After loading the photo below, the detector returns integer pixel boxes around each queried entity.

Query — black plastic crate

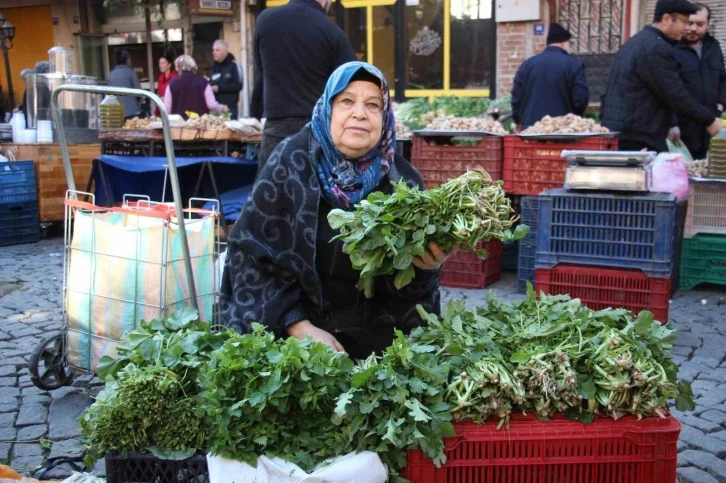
[0,200,40,247]
[105,452,209,483]
[502,240,519,271]
[0,160,37,204]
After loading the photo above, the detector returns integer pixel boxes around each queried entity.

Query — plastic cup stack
[37,120,53,143]
[11,112,25,143]
[22,129,37,144]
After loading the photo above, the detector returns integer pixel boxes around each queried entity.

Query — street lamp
[0,13,16,110]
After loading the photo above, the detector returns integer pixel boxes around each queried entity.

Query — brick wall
[496,21,548,98]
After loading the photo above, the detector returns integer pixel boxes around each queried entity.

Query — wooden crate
[2,143,99,222]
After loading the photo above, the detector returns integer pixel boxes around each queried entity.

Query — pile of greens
[81,292,693,482]
[412,285,694,428]
[79,308,228,467]
[328,170,528,297]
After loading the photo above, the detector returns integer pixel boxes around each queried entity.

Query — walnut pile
[422,110,507,134]
[185,114,229,130]
[123,116,160,129]
[521,114,609,134]
[687,159,709,177]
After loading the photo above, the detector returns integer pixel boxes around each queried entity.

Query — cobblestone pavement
[0,237,724,480]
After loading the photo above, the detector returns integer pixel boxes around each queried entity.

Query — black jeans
[618,139,659,152]
[257,117,310,178]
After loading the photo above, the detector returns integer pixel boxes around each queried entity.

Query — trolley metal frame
[29,87,205,390]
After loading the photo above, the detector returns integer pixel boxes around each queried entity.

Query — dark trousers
[256,117,310,178]
[618,139,659,152]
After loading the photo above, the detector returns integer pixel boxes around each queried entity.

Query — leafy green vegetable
[79,310,228,468]
[328,170,527,297]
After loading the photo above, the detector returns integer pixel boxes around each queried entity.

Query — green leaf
[512,224,530,240]
[335,391,354,416]
[96,356,122,381]
[404,399,432,422]
[394,265,416,290]
[675,394,696,412]
[393,253,414,271]
[578,411,596,424]
[510,351,531,364]
[328,209,355,230]
[577,376,596,400]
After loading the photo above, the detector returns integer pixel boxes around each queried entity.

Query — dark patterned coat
[220,126,441,358]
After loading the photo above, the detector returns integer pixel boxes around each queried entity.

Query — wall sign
[189,0,234,15]
[52,17,59,26]
[534,24,545,35]
[495,0,541,23]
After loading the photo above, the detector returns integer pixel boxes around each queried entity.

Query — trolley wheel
[39,222,54,239]
[29,332,73,391]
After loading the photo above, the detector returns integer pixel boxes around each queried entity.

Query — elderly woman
[164,55,226,119]
[220,62,451,358]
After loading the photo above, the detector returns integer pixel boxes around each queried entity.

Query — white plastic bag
[207,451,388,483]
[651,153,690,201]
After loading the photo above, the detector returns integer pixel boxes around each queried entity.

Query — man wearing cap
[601,0,722,152]
[511,23,589,131]
[670,3,726,159]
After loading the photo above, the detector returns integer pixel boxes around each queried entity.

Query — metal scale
[562,150,657,192]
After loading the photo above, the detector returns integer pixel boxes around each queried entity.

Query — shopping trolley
[29,86,223,390]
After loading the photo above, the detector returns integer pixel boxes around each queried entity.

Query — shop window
[342,7,369,61]
[559,0,624,54]
[406,0,445,91]
[449,0,495,90]
[372,6,396,84]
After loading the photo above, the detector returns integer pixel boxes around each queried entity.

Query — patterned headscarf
[311,62,396,210]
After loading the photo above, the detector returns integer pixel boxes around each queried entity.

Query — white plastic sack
[652,152,690,201]
[207,451,388,483]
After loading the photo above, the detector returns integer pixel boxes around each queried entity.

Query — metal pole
[146,6,154,107]
[51,85,199,311]
[2,38,14,110]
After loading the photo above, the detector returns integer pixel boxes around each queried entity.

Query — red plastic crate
[441,239,502,289]
[401,414,680,483]
[411,136,503,189]
[503,136,618,195]
[535,265,670,324]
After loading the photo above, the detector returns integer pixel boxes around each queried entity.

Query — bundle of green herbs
[328,169,527,297]
[411,285,694,428]
[79,308,228,467]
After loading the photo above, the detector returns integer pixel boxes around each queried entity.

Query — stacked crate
[0,161,40,247]
[503,136,617,195]
[411,134,505,288]
[532,189,678,324]
[679,179,726,290]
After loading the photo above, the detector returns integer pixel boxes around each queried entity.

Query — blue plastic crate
[0,200,40,247]
[0,161,37,204]
[535,189,677,278]
[517,196,539,292]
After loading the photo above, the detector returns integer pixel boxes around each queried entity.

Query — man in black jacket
[601,0,721,152]
[512,23,589,131]
[210,40,243,119]
[671,4,726,159]
[251,0,358,173]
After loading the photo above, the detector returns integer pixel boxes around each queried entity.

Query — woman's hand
[286,320,346,353]
[412,242,457,271]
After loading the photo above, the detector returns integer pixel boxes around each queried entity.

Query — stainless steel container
[565,165,652,191]
[25,74,99,129]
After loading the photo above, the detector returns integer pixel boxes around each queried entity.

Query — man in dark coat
[671,3,726,159]
[209,40,243,119]
[511,23,589,131]
[601,0,721,152]
[250,0,358,174]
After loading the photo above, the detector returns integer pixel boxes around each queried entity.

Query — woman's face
[159,57,170,74]
[330,80,383,158]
